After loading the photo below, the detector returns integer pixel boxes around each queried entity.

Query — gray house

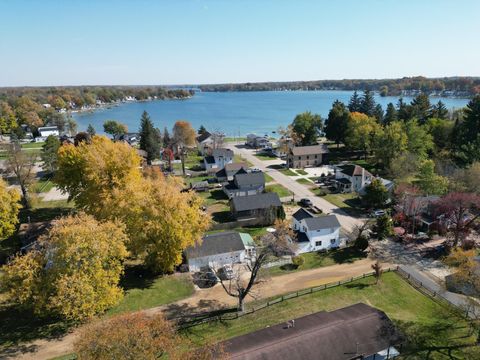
[223,172,265,198]
[230,192,283,225]
[216,162,248,182]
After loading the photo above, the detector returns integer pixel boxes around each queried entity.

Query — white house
[223,171,265,198]
[292,209,341,254]
[38,126,60,138]
[185,231,256,272]
[203,148,234,171]
[334,164,373,193]
[197,131,213,154]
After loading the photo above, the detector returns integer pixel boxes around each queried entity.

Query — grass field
[254,153,277,161]
[108,271,194,315]
[295,169,308,175]
[21,142,45,149]
[265,184,291,198]
[182,272,480,359]
[31,178,55,193]
[264,173,274,183]
[263,247,367,277]
[279,168,297,176]
[295,178,312,185]
[322,193,364,216]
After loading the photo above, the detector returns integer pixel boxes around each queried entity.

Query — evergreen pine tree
[163,127,171,147]
[430,100,448,119]
[410,93,431,124]
[86,124,96,137]
[139,111,160,164]
[198,125,207,135]
[348,91,361,112]
[384,103,398,124]
[373,104,384,123]
[359,89,376,116]
[397,98,411,121]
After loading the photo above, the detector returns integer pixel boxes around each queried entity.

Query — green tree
[384,103,397,124]
[5,142,37,207]
[348,91,361,112]
[325,100,349,147]
[86,124,96,137]
[172,121,196,175]
[198,125,207,135]
[379,85,389,97]
[291,111,323,146]
[0,179,21,240]
[416,160,449,195]
[430,100,448,119]
[139,111,161,164]
[103,120,127,138]
[359,89,376,117]
[455,95,480,165]
[345,112,382,159]
[163,126,171,147]
[410,93,431,124]
[373,121,407,169]
[397,98,412,121]
[41,135,61,173]
[1,213,128,321]
[363,178,389,209]
[375,214,394,240]
[66,115,78,136]
[373,104,384,122]
[404,119,434,159]
[426,117,454,151]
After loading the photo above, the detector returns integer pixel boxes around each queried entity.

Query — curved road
[226,143,364,233]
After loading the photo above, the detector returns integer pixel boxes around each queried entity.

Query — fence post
[363,273,365,278]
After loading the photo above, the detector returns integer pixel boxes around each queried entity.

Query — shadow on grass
[212,211,233,223]
[344,283,371,290]
[209,189,228,201]
[267,164,284,170]
[0,304,73,358]
[330,247,367,264]
[19,206,73,224]
[279,264,299,271]
[118,264,157,291]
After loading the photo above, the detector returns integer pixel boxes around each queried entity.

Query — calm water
[73,91,470,137]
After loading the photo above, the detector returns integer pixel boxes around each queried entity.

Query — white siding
[188,250,246,272]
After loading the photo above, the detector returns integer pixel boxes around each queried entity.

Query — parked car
[370,209,386,217]
[250,167,262,173]
[219,264,234,280]
[300,198,313,207]
[198,266,218,287]
[207,178,218,184]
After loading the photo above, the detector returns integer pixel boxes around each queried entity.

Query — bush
[354,235,369,251]
[292,255,305,268]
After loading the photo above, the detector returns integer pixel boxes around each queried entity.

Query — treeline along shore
[198,76,480,97]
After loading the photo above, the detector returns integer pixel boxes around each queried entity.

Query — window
[306,155,309,159]
[330,239,336,244]
[315,155,318,159]
[315,240,322,247]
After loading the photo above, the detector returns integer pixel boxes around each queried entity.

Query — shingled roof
[303,214,341,231]
[221,303,402,360]
[231,192,282,212]
[292,208,314,222]
[290,144,329,156]
[185,231,250,259]
[336,164,372,177]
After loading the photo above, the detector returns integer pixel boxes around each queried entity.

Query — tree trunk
[181,148,186,176]
[20,184,30,209]
[238,297,245,313]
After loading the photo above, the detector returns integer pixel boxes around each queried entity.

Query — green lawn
[254,153,277,161]
[108,272,194,315]
[279,168,297,176]
[21,142,45,149]
[182,272,480,359]
[224,137,246,143]
[233,226,269,239]
[31,178,56,193]
[265,184,292,198]
[295,178,312,185]
[263,247,367,277]
[322,193,364,216]
[264,173,274,183]
[296,169,308,175]
[198,189,229,207]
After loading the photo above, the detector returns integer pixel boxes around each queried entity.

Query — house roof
[303,215,341,231]
[216,163,248,179]
[290,144,329,156]
[204,156,215,164]
[221,303,401,360]
[231,192,282,212]
[336,164,372,178]
[212,148,233,158]
[196,131,212,143]
[234,172,265,187]
[292,208,314,222]
[185,231,251,259]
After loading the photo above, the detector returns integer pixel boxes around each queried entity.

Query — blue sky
[0,0,479,86]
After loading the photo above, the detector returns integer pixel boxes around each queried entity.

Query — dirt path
[9,259,378,360]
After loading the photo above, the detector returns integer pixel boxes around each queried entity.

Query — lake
[73,91,470,137]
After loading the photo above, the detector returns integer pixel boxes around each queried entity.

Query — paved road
[226,143,364,233]
[399,265,480,319]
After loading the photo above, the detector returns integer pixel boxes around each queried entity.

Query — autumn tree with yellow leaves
[55,136,210,273]
[1,213,128,320]
[0,178,21,240]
